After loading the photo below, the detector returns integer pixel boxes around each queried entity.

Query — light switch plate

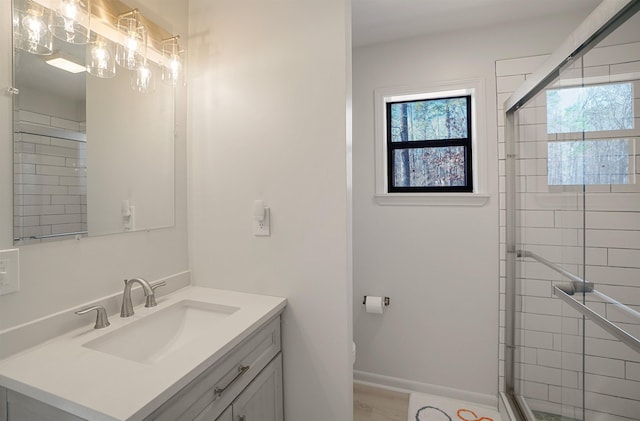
[0,249,20,295]
[253,208,271,236]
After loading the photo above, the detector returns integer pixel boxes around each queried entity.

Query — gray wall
[187,1,353,420]
[352,10,593,401]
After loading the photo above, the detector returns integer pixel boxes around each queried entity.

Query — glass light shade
[161,38,185,87]
[13,1,52,55]
[86,36,116,78]
[115,15,146,70]
[50,0,90,44]
[131,60,156,93]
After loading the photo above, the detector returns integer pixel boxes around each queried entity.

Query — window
[386,95,472,192]
[374,80,488,206]
[545,82,635,185]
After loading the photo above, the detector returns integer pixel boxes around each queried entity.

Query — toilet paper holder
[362,296,390,306]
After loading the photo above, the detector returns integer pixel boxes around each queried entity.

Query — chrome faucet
[120,277,166,317]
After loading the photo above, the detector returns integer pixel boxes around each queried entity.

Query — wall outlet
[0,249,20,295]
[253,208,271,236]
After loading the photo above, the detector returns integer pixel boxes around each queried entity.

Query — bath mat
[408,392,502,421]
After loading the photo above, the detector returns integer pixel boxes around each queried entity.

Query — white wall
[187,1,352,420]
[0,0,189,331]
[353,11,592,400]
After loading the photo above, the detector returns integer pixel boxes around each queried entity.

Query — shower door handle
[553,286,640,354]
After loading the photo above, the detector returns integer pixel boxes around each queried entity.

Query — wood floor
[354,383,409,421]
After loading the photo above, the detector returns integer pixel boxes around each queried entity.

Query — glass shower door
[507,5,640,420]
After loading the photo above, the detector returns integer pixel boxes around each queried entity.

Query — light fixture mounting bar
[90,0,174,51]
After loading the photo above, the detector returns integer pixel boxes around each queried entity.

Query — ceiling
[352,0,602,47]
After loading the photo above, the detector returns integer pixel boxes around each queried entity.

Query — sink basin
[83,300,239,364]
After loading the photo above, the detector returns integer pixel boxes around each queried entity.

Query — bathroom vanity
[0,287,286,421]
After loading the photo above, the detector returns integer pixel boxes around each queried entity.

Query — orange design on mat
[457,408,494,421]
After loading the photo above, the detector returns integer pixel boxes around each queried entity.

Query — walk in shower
[503,1,640,420]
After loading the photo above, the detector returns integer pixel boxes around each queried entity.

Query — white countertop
[0,287,287,421]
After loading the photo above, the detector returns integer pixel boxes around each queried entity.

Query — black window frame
[386,94,473,193]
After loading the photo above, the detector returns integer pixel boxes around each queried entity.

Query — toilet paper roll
[365,296,384,314]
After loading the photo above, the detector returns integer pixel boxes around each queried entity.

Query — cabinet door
[232,354,283,421]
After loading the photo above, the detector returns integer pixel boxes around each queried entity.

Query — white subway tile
[17,153,66,166]
[586,229,640,249]
[627,361,640,381]
[36,165,81,177]
[586,336,640,363]
[521,364,562,386]
[50,138,85,150]
[584,408,638,421]
[585,355,626,378]
[40,214,82,225]
[536,349,561,368]
[585,373,640,400]
[521,329,554,349]
[553,333,582,353]
[59,176,86,186]
[523,313,565,334]
[35,144,82,159]
[14,216,39,227]
[16,195,51,206]
[18,110,50,125]
[497,75,526,93]
[65,205,81,214]
[50,117,82,132]
[68,186,87,195]
[608,248,640,268]
[18,133,51,145]
[496,55,548,77]
[51,223,83,235]
[15,174,59,186]
[522,296,562,316]
[561,352,583,372]
[522,380,548,400]
[585,43,640,66]
[562,369,579,389]
[15,142,35,153]
[51,195,81,205]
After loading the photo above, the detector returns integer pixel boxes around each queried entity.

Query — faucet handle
[145,281,167,308]
[75,305,110,329]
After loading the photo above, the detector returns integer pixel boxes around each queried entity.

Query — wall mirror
[12,0,177,245]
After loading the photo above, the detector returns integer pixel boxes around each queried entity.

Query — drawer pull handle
[214,364,250,397]
[238,417,246,421]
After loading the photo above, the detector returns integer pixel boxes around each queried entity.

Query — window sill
[374,193,490,207]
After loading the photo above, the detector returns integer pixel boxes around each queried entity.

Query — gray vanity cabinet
[148,315,283,421]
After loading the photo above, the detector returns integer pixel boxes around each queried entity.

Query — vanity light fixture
[13,0,52,55]
[161,36,185,87]
[45,53,86,73]
[50,0,91,45]
[132,59,156,93]
[86,35,116,78]
[115,9,146,70]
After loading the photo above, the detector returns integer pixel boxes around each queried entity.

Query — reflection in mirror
[12,0,176,245]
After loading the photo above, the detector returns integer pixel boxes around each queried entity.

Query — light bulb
[132,61,156,93]
[51,0,90,44]
[116,13,146,70]
[87,36,116,78]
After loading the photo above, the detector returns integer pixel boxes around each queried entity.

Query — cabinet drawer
[148,316,281,421]
[196,353,283,421]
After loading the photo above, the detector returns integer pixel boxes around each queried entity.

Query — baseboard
[0,270,191,360]
[354,370,498,408]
